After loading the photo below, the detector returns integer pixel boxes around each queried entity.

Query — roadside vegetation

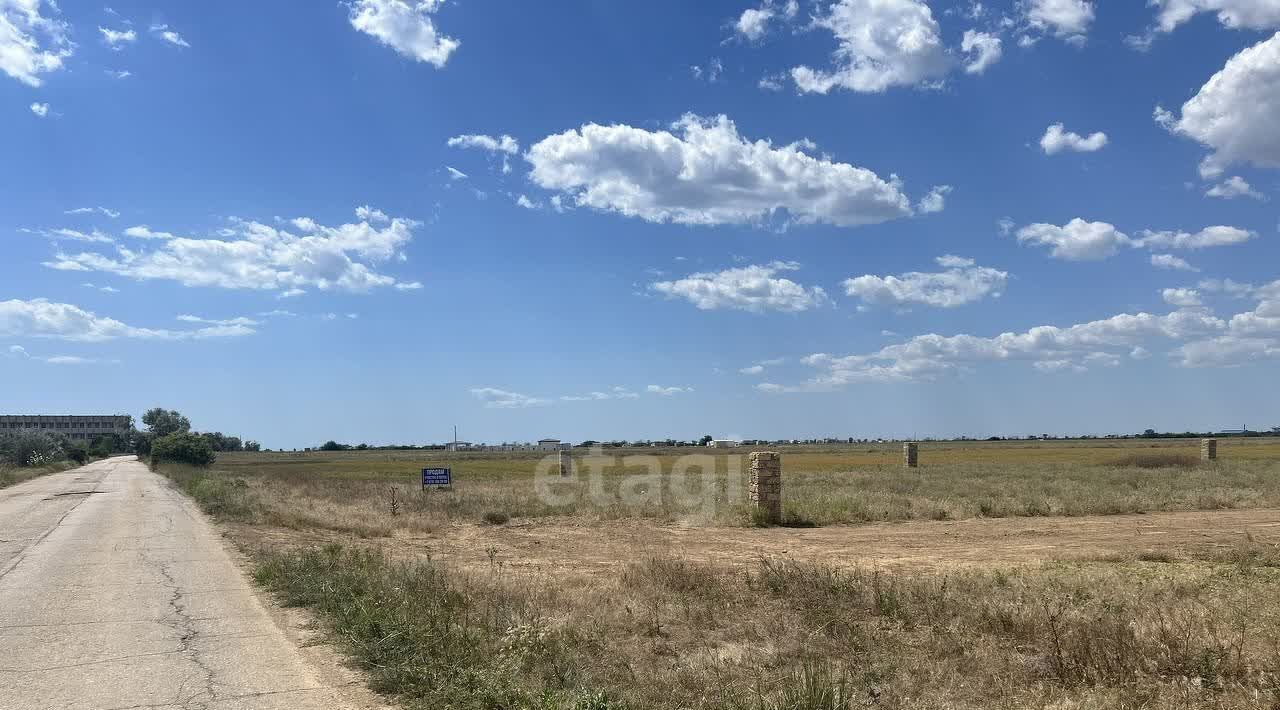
[0,428,110,489]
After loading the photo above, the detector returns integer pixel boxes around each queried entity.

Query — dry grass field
[162,437,1280,709]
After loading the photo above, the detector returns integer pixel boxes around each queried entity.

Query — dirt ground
[232,506,1280,581]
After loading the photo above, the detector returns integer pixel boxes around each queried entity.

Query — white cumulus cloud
[1150,0,1280,33]
[651,261,829,313]
[1021,0,1095,43]
[349,0,457,68]
[790,0,951,93]
[1015,218,1130,260]
[0,0,73,87]
[0,298,254,341]
[447,133,520,154]
[843,255,1008,308]
[44,207,423,295]
[1156,33,1280,178]
[1151,254,1199,272]
[1205,176,1264,200]
[1040,123,1107,154]
[961,30,1002,74]
[1132,226,1256,250]
[526,114,918,228]
[1162,288,1202,307]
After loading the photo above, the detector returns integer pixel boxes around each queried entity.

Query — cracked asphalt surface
[0,456,371,710]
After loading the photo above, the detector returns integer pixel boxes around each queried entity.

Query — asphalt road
[0,456,371,710]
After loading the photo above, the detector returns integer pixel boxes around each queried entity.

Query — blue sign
[422,467,452,488]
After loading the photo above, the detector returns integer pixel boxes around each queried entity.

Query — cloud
[105,68,131,79]
[647,385,694,395]
[98,26,135,47]
[1149,0,1280,34]
[176,314,260,327]
[0,0,72,87]
[1205,176,1264,200]
[765,308,1229,391]
[762,279,1280,388]
[960,30,1002,74]
[0,298,255,341]
[526,114,918,228]
[1014,220,1253,260]
[1162,288,1202,307]
[917,184,952,213]
[736,7,774,40]
[1151,254,1199,272]
[44,207,423,295]
[348,0,457,68]
[1021,0,1095,42]
[65,206,121,218]
[790,0,950,93]
[123,225,177,239]
[651,261,829,313]
[26,227,114,244]
[1015,219,1130,260]
[1156,33,1280,178]
[470,387,550,409]
[1132,226,1255,249]
[445,165,468,180]
[843,255,1008,308]
[740,357,785,375]
[1040,123,1107,154]
[149,23,189,47]
[447,133,520,154]
[29,101,47,117]
[515,194,541,210]
[560,386,640,402]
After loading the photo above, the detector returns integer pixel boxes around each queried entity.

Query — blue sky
[3,0,1279,447]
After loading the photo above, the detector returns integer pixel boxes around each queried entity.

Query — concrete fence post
[749,451,782,525]
[904,442,919,468]
[1201,438,1217,462]
[559,450,572,477]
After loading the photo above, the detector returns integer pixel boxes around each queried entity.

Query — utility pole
[453,425,457,450]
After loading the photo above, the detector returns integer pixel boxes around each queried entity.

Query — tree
[319,440,346,451]
[150,432,216,467]
[142,408,191,438]
[700,435,713,446]
[243,441,261,452]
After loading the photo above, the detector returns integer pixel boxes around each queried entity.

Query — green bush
[66,445,90,465]
[0,430,64,467]
[151,432,216,467]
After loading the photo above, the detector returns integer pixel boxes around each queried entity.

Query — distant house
[443,441,474,451]
[706,439,740,448]
[537,438,568,452]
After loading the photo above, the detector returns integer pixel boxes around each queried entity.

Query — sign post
[422,467,452,490]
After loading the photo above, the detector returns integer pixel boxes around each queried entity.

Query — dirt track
[239,506,1280,580]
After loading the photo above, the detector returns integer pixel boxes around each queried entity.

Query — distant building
[536,438,569,451]
[443,441,474,451]
[0,415,131,441]
[706,439,740,448]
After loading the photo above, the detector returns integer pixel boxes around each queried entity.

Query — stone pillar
[904,442,919,468]
[1201,438,1217,462]
[749,451,782,525]
[559,450,572,477]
